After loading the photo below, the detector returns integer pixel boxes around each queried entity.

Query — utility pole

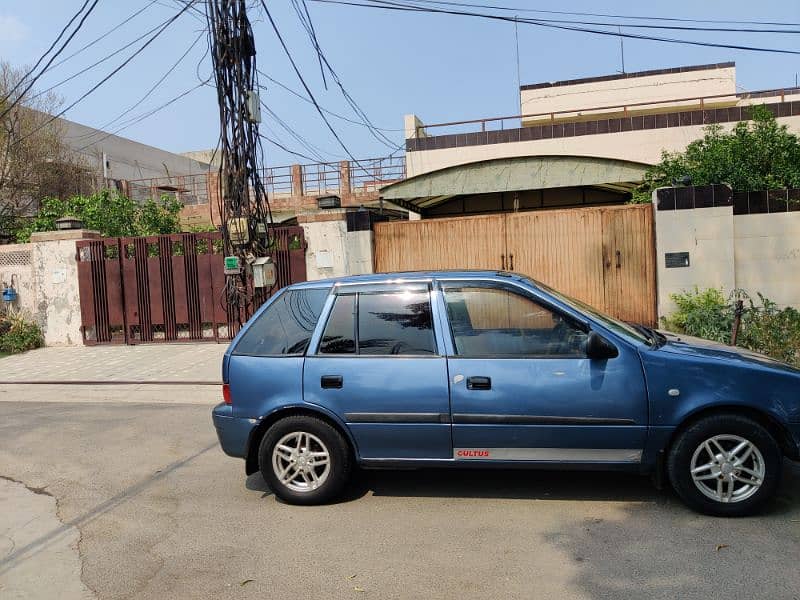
[514,16,521,114]
[206,0,274,330]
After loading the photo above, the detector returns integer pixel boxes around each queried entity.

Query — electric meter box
[246,90,262,123]
[227,217,250,246]
[223,255,241,275]
[252,256,276,288]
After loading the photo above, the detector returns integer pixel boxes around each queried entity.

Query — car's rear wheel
[667,414,781,517]
[259,415,352,505]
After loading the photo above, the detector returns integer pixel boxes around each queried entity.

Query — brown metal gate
[76,228,307,345]
[374,204,656,325]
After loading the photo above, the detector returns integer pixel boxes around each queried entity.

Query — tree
[0,61,92,240]
[632,105,800,202]
[15,190,183,242]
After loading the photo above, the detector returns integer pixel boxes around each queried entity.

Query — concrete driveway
[0,349,799,599]
[0,344,226,383]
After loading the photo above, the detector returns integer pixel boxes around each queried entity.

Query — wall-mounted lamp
[55,216,84,230]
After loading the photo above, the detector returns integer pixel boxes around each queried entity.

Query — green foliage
[662,288,733,344]
[0,212,24,243]
[186,224,218,233]
[15,190,183,242]
[138,195,183,235]
[632,105,800,202]
[0,310,44,354]
[662,288,800,367]
[738,295,800,365]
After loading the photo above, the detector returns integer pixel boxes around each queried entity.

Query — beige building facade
[393,62,800,216]
[380,62,800,320]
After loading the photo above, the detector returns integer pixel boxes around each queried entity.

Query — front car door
[438,278,648,464]
[303,281,452,460]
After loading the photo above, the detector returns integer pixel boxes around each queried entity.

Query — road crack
[0,474,52,497]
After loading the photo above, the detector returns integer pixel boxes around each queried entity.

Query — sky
[1,0,799,166]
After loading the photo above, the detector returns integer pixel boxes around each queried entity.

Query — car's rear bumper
[212,403,258,458]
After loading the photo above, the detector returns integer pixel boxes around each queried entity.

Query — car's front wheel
[667,414,782,517]
[259,415,352,505]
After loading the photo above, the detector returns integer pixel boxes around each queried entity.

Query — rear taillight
[222,383,232,405]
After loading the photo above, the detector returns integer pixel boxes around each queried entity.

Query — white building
[384,62,800,217]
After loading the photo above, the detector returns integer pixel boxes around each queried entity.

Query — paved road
[1,385,799,599]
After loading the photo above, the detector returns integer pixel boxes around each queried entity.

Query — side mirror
[585,331,618,360]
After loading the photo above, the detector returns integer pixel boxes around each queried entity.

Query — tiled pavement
[0,343,227,383]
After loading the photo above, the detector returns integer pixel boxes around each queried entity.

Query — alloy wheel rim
[690,434,765,504]
[272,431,331,493]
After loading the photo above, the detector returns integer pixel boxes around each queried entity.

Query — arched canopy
[380,155,649,212]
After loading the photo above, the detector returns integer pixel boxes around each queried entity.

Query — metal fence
[412,88,800,138]
[127,173,210,205]
[262,164,293,196]
[300,162,341,196]
[350,156,406,193]
[125,155,407,207]
[261,155,406,198]
[76,228,307,345]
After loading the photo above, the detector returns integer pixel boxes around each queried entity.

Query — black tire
[259,415,352,505]
[667,414,782,517]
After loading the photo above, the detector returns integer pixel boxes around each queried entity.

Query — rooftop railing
[126,155,407,207]
[412,87,800,139]
[350,155,406,193]
[127,172,210,205]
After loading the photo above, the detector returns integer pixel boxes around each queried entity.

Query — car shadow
[360,461,799,510]
[246,460,800,508]
[245,471,370,504]
[359,468,663,502]
[245,472,273,498]
[246,467,664,504]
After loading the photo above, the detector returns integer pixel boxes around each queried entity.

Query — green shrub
[632,105,800,203]
[738,295,800,365]
[15,190,183,243]
[662,288,733,344]
[0,311,44,354]
[663,288,800,367]
[186,224,218,233]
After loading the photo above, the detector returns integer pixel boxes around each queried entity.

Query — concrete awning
[380,155,649,212]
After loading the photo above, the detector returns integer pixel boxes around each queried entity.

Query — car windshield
[524,277,652,345]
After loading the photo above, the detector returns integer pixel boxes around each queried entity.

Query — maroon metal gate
[76,228,307,345]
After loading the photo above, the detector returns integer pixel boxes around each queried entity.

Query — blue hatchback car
[212,271,800,516]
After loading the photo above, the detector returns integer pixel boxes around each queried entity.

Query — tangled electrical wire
[206,0,275,328]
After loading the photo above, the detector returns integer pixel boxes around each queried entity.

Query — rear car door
[228,286,330,420]
[440,279,648,464]
[303,282,452,460]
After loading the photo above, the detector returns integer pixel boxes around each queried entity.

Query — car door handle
[321,375,343,389]
[466,376,491,390]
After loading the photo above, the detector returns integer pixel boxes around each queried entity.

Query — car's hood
[657,330,799,373]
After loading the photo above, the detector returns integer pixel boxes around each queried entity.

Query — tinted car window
[442,285,587,357]
[358,291,436,355]
[319,294,356,354]
[234,287,328,356]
